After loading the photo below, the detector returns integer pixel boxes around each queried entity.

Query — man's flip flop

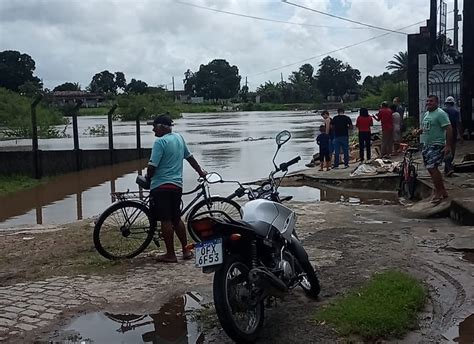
[156,254,178,263]
[430,197,443,205]
[183,250,194,260]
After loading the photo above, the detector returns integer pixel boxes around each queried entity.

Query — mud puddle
[462,251,474,263]
[277,185,397,205]
[442,314,474,343]
[44,292,205,344]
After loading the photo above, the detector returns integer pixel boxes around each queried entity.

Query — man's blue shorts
[422,145,444,169]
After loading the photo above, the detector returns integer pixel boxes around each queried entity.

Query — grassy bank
[0,174,43,196]
[313,270,426,340]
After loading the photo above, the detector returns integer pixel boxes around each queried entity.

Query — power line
[249,19,427,78]
[175,0,373,30]
[282,0,408,35]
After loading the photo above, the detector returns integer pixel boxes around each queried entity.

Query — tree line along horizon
[0,49,407,138]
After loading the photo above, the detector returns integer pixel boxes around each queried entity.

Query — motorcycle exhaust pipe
[248,268,288,298]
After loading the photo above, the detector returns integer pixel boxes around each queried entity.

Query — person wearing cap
[146,114,207,263]
[443,96,463,176]
[418,95,453,204]
[372,101,393,158]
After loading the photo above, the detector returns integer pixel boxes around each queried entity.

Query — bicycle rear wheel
[93,200,156,260]
[405,165,417,200]
[186,196,241,242]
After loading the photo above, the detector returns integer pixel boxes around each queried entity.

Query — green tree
[88,70,127,94]
[288,64,319,102]
[386,51,408,80]
[115,72,126,90]
[18,80,43,97]
[239,84,249,102]
[0,50,41,91]
[183,69,196,96]
[185,59,241,101]
[316,56,361,98]
[0,87,66,138]
[125,78,148,94]
[53,82,81,92]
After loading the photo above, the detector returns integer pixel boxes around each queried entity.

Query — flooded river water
[0,110,382,229]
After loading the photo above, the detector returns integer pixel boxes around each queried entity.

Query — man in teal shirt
[146,114,207,263]
[419,95,453,204]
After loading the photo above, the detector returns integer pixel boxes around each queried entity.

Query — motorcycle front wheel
[213,255,264,343]
[298,260,321,299]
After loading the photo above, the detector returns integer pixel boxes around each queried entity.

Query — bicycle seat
[407,147,419,153]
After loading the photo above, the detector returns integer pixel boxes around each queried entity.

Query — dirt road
[1,201,473,343]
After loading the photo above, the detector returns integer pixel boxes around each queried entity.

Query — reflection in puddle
[277,185,397,205]
[277,186,320,202]
[442,314,474,344]
[46,292,204,344]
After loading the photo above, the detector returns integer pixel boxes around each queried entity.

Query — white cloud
[0,0,465,91]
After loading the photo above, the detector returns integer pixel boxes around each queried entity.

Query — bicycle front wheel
[186,197,241,242]
[93,200,156,260]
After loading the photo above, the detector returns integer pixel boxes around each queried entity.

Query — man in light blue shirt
[418,95,453,204]
[146,114,206,263]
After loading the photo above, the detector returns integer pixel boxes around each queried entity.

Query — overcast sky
[0,0,465,91]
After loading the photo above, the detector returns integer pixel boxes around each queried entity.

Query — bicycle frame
[110,179,214,222]
[402,150,417,182]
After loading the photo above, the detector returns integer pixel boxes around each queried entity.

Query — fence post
[107,104,118,164]
[72,100,83,171]
[135,107,145,160]
[31,95,43,179]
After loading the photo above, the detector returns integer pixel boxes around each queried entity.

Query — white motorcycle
[188,130,320,343]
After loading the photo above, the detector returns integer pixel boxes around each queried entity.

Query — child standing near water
[316,125,331,171]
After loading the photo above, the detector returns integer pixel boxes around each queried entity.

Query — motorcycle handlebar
[278,156,301,172]
[227,187,246,200]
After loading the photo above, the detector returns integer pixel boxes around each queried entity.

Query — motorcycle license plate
[195,238,223,267]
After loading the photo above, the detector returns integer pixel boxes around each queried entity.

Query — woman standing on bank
[356,108,373,162]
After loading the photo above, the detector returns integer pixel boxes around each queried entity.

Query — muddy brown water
[44,292,205,344]
[442,313,474,344]
[1,111,385,229]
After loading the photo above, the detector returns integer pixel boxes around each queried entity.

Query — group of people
[314,95,463,204]
[314,98,404,171]
[144,96,463,263]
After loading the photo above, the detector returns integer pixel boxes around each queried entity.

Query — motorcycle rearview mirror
[275,130,291,147]
[273,130,291,170]
[205,172,223,184]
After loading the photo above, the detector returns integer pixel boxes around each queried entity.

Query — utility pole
[454,0,460,51]
[280,72,284,83]
[172,76,176,102]
[429,0,437,59]
[245,76,248,88]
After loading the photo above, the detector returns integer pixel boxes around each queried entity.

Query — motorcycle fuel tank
[241,199,296,241]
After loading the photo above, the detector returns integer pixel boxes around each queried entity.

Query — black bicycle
[93,173,241,260]
[398,147,419,200]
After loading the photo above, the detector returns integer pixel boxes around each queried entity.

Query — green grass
[0,174,43,196]
[313,270,426,340]
[78,107,112,116]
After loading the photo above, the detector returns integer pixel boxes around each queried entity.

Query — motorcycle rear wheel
[213,255,264,343]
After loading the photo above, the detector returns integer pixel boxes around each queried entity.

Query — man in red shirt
[372,101,393,158]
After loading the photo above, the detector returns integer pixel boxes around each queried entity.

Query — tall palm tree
[386,51,408,74]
